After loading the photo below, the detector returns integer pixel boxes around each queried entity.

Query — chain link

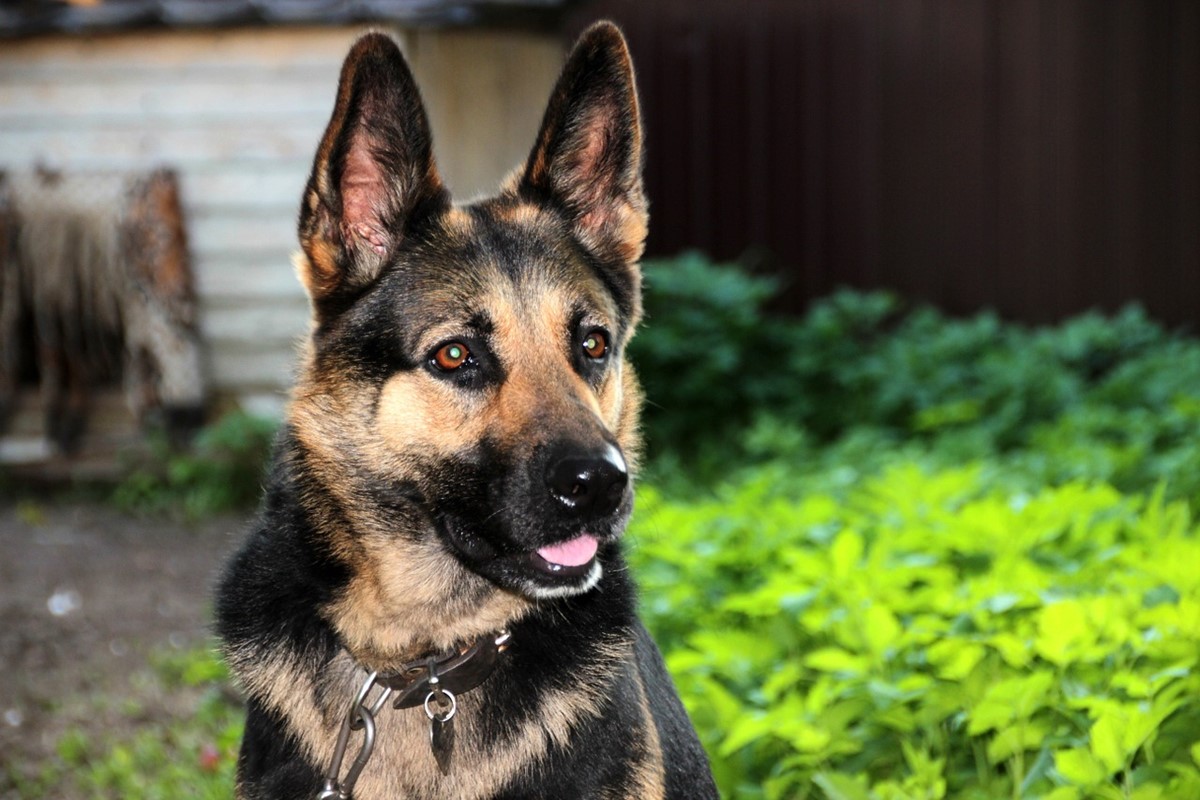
[317,672,392,800]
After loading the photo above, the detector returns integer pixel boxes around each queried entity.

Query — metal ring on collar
[423,689,457,722]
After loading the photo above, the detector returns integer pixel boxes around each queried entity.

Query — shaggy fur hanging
[0,167,207,454]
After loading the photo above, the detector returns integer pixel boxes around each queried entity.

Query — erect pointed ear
[519,22,648,267]
[298,32,447,307]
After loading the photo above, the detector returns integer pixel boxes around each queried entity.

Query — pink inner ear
[562,105,619,204]
[340,131,391,255]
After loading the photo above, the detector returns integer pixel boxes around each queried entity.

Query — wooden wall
[570,0,1200,326]
[0,26,562,415]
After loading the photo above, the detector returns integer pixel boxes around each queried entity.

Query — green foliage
[631,255,1200,504]
[629,252,1200,795]
[38,645,240,799]
[633,252,787,451]
[629,468,1200,799]
[111,410,277,518]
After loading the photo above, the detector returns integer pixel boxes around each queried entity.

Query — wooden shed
[0,1,568,470]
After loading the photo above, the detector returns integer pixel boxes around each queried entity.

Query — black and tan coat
[216,22,717,799]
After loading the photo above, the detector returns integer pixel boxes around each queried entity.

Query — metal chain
[317,672,393,800]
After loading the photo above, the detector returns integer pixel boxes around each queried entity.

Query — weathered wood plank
[193,255,307,302]
[208,347,297,392]
[0,80,338,123]
[0,27,391,73]
[189,212,297,255]
[411,28,563,198]
[200,300,311,347]
[1,124,324,166]
[183,168,308,214]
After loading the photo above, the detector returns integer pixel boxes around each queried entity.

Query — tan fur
[491,199,551,229]
[325,547,531,668]
[629,663,668,797]
[483,276,617,445]
[286,394,535,662]
[580,201,649,266]
[297,198,343,298]
[291,250,324,318]
[357,637,628,799]
[228,630,633,800]
[344,270,626,458]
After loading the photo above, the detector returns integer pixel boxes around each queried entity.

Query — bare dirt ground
[0,499,248,798]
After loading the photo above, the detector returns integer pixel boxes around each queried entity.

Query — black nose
[545,444,629,519]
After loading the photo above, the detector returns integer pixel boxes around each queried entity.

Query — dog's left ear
[520,22,648,268]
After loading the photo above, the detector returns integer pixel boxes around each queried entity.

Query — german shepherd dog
[215,22,717,800]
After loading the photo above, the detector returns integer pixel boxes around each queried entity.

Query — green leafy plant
[631,255,1200,502]
[631,252,787,463]
[112,410,277,518]
[628,468,1200,799]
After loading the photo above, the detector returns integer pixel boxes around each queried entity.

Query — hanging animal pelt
[0,167,207,454]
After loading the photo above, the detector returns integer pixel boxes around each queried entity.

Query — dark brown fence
[567,0,1200,325]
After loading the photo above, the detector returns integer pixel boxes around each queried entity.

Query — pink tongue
[537,535,599,567]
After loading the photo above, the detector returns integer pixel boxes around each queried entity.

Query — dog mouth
[437,515,614,598]
[516,533,605,597]
[530,533,600,577]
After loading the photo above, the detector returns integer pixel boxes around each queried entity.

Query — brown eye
[433,342,470,371]
[582,331,608,360]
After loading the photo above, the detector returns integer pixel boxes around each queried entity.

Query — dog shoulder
[632,622,720,799]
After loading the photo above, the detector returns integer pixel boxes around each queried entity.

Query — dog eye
[432,342,470,371]
[582,331,608,360]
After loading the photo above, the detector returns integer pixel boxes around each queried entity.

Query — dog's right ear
[518,22,647,269]
[298,33,447,309]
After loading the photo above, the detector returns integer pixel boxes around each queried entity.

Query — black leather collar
[374,630,511,709]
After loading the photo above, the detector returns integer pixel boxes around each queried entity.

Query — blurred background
[2,0,1196,449]
[2,2,1200,799]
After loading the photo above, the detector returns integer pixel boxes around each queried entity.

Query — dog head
[289,22,646,624]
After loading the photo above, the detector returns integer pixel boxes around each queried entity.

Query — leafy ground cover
[623,258,1200,797]
[33,257,1200,798]
[631,470,1200,799]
